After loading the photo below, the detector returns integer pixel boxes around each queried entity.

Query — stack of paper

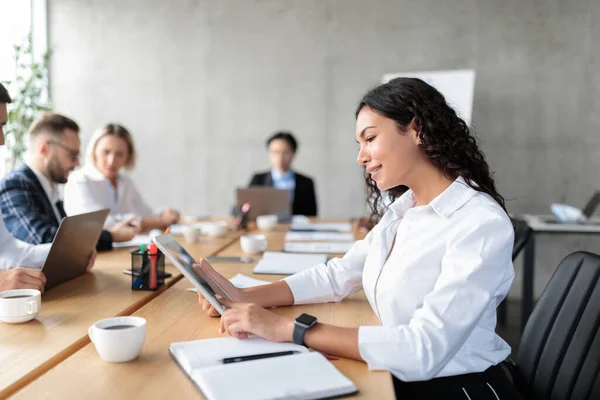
[285,231,354,241]
[290,221,352,232]
[253,252,328,275]
[112,235,151,248]
[283,241,355,254]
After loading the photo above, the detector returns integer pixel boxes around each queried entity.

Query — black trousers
[392,363,523,400]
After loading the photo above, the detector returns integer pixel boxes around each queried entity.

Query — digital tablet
[153,234,232,314]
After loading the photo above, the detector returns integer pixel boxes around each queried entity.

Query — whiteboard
[382,69,476,125]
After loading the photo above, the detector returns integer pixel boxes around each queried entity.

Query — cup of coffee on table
[88,316,146,362]
[0,289,41,324]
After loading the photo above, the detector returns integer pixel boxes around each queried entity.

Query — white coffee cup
[256,215,278,231]
[0,289,41,324]
[203,222,228,237]
[182,225,202,243]
[88,316,146,363]
[240,234,268,254]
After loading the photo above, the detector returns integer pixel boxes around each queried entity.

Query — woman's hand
[195,258,247,317]
[160,208,180,227]
[217,297,295,342]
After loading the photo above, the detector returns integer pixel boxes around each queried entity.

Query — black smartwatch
[293,313,318,346]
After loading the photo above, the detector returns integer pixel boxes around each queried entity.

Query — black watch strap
[293,313,317,346]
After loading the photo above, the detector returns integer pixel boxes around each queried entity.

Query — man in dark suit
[0,113,139,250]
[248,131,317,216]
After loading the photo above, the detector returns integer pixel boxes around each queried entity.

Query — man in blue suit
[0,113,138,250]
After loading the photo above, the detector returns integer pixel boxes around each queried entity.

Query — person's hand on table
[0,268,46,292]
[109,215,141,242]
[160,208,180,227]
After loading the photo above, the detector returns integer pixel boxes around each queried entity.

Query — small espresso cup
[256,215,278,231]
[182,225,202,244]
[240,234,268,254]
[88,316,146,363]
[0,289,41,324]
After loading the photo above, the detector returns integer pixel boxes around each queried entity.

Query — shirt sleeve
[0,217,51,271]
[357,214,514,381]
[283,227,376,304]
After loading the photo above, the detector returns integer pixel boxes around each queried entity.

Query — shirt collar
[389,176,479,219]
[271,168,294,181]
[25,161,59,203]
[82,163,117,182]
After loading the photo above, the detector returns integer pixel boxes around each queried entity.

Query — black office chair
[391,251,600,399]
[514,251,600,399]
[497,218,533,326]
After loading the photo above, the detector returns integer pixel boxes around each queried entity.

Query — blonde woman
[64,123,179,230]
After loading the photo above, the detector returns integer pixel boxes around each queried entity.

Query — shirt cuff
[283,264,334,304]
[32,243,52,269]
[357,326,393,371]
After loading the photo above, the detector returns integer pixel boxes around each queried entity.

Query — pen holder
[130,249,165,291]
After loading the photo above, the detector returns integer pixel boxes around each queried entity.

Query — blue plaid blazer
[0,164,112,250]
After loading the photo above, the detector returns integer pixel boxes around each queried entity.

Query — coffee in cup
[88,316,146,362]
[0,289,41,324]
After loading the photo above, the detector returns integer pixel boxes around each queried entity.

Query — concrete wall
[48,0,600,297]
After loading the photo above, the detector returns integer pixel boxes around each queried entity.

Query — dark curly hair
[356,77,508,223]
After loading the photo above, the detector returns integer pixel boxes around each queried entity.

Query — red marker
[149,243,158,289]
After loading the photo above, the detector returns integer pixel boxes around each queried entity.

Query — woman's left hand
[161,208,180,226]
[217,297,294,342]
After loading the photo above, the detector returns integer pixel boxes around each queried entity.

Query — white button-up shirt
[0,213,51,271]
[25,161,63,223]
[284,177,514,381]
[63,164,155,228]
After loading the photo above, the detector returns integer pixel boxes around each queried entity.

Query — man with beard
[0,113,138,250]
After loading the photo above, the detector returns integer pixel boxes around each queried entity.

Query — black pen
[221,350,299,364]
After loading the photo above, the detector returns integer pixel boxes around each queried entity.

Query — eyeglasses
[47,140,80,162]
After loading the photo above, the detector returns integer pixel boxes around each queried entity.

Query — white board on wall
[382,69,476,125]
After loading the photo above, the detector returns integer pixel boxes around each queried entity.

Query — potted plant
[2,33,52,172]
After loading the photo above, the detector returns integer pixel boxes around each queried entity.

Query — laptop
[43,209,110,290]
[545,191,600,224]
[236,187,291,221]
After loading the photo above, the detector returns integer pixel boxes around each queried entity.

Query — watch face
[296,313,317,327]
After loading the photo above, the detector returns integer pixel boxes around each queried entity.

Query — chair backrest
[516,251,600,400]
[512,218,532,260]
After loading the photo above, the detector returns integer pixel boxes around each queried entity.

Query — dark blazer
[249,170,318,216]
[0,164,113,251]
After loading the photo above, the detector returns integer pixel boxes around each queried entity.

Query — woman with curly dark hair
[195,78,521,399]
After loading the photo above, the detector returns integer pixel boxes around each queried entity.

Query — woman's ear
[408,118,421,145]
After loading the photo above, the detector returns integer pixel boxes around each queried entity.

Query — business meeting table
[1,221,394,399]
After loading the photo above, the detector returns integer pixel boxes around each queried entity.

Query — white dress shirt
[25,161,63,223]
[284,177,514,382]
[0,211,51,271]
[63,163,155,228]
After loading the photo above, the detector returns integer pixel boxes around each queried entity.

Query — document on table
[253,252,328,275]
[283,241,355,254]
[285,231,354,241]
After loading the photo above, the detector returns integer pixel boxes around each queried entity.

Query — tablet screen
[155,236,227,299]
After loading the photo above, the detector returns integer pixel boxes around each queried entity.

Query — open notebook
[253,252,328,275]
[170,337,358,400]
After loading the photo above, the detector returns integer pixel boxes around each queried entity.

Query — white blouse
[63,164,155,228]
[284,177,514,382]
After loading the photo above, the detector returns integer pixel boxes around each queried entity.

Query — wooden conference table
[3,223,394,399]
